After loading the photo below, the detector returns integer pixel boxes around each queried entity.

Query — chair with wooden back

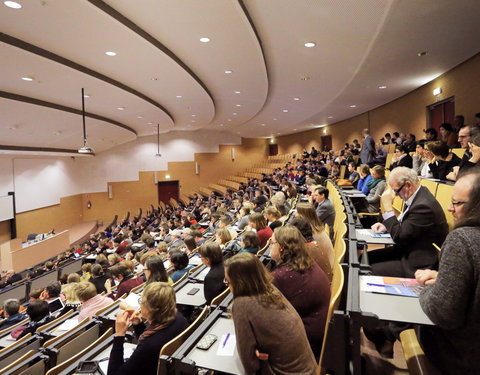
[435,183,454,230]
[35,310,75,334]
[451,148,465,159]
[158,306,209,358]
[0,350,47,375]
[420,179,439,197]
[333,223,347,263]
[45,328,114,375]
[210,288,230,306]
[385,153,394,169]
[399,329,441,375]
[319,262,345,374]
[172,272,189,287]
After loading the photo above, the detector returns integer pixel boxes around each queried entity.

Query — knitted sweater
[419,226,480,375]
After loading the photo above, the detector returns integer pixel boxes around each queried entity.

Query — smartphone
[187,287,200,295]
[196,333,218,350]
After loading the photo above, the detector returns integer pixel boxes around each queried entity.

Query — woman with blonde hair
[225,253,318,374]
[108,282,188,375]
[270,226,331,358]
[296,202,335,267]
[215,227,232,248]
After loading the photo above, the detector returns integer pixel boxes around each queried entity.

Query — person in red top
[248,212,273,248]
[105,263,143,300]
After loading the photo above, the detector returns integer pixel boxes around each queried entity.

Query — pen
[366,283,387,287]
[222,333,230,347]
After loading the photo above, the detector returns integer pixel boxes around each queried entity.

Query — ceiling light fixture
[283,109,289,113]
[137,115,143,119]
[227,119,232,122]
[4,1,21,9]
[235,104,241,107]
[273,118,277,121]
[304,42,316,48]
[349,105,357,108]
[191,114,196,117]
[117,107,125,110]
[151,77,158,81]
[78,88,95,155]
[224,70,233,74]
[199,37,210,43]
[301,76,310,81]
[261,124,266,126]
[378,85,387,89]
[233,113,237,115]
[176,95,182,98]
[234,91,241,94]
[105,51,117,56]
[21,76,33,81]
[327,116,333,119]
[83,94,91,98]
[147,122,153,125]
[293,97,300,101]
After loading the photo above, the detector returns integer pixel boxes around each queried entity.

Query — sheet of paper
[124,293,141,310]
[360,275,386,293]
[357,229,372,236]
[216,334,236,356]
[54,318,79,332]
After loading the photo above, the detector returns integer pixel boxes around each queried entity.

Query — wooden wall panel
[15,194,83,240]
[0,220,11,245]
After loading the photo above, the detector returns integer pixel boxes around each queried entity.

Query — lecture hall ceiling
[0,0,479,154]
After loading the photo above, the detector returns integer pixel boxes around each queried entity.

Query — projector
[78,146,95,154]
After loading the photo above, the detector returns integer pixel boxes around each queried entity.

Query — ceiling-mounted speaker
[154,171,158,184]
[108,185,113,199]
[195,162,199,175]
[231,147,235,161]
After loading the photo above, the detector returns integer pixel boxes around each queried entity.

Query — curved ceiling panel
[0,0,214,130]
[100,0,268,130]
[0,98,135,152]
[0,41,169,136]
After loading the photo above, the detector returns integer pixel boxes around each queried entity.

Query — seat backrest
[45,328,113,375]
[159,306,209,358]
[435,183,454,230]
[35,309,74,334]
[0,349,36,374]
[451,148,465,159]
[172,271,189,287]
[392,195,404,214]
[420,179,439,197]
[319,263,344,371]
[334,228,347,263]
[210,288,230,306]
[339,165,346,179]
[385,153,394,169]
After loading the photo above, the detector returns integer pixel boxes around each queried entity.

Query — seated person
[198,243,226,304]
[412,140,428,176]
[144,256,172,285]
[108,282,188,375]
[347,162,360,187]
[225,253,318,374]
[182,236,197,254]
[0,269,22,288]
[390,144,413,170]
[364,165,387,213]
[0,299,26,330]
[291,217,333,283]
[238,231,260,254]
[357,164,372,195]
[77,281,114,321]
[12,300,53,340]
[169,251,194,283]
[215,227,232,249]
[248,213,273,248]
[370,167,448,278]
[40,281,64,303]
[264,206,282,231]
[425,140,461,180]
[236,206,252,231]
[105,264,144,300]
[415,167,480,374]
[270,226,331,357]
[312,186,336,230]
[89,264,109,294]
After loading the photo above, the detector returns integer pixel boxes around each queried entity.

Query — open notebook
[361,275,423,297]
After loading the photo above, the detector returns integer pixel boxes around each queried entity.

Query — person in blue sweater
[357,164,373,195]
[238,231,260,254]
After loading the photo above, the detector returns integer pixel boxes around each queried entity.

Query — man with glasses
[369,167,448,278]
[447,124,480,181]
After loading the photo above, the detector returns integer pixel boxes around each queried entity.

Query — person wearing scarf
[108,282,188,375]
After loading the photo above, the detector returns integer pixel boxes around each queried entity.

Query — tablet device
[48,297,65,313]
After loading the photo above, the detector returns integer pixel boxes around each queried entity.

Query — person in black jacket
[198,242,226,304]
[425,141,461,180]
[89,264,109,294]
[108,282,188,375]
[390,144,413,170]
[0,299,26,330]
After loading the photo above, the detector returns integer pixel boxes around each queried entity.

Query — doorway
[321,135,332,151]
[158,180,179,204]
[269,144,278,156]
[428,97,455,131]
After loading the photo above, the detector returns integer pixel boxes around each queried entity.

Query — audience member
[169,251,194,283]
[106,264,143,300]
[264,206,282,231]
[357,164,373,195]
[425,141,461,180]
[108,282,188,375]
[13,300,53,340]
[412,140,427,175]
[424,127,438,141]
[199,243,226,304]
[0,299,26,330]
[89,264,109,294]
[77,281,114,321]
[144,256,170,285]
[225,253,318,374]
[439,122,458,147]
[347,162,360,187]
[364,165,387,213]
[312,186,335,230]
[238,231,260,254]
[248,212,273,248]
[390,144,413,169]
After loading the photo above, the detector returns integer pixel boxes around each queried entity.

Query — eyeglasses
[458,135,469,139]
[223,278,230,286]
[393,184,405,195]
[451,200,468,207]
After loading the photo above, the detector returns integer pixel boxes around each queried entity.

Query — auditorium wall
[277,53,480,153]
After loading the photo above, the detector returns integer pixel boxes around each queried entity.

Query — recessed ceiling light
[293,128,297,131]
[233,113,237,115]
[21,76,33,81]
[147,122,153,125]
[176,95,182,98]
[301,76,310,81]
[117,107,125,110]
[191,120,196,123]
[304,42,316,48]
[283,109,289,113]
[273,118,277,121]
[105,51,117,56]
[234,91,241,94]
[417,51,428,57]
[235,104,241,107]
[224,70,233,74]
[227,119,232,122]
[4,1,22,9]
[261,124,266,126]
[327,116,333,119]
[137,115,143,119]
[220,124,224,127]
[378,85,387,89]
[83,94,90,98]
[151,77,158,81]
[191,114,196,117]
[199,37,210,43]
[293,97,300,101]
[350,105,357,108]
